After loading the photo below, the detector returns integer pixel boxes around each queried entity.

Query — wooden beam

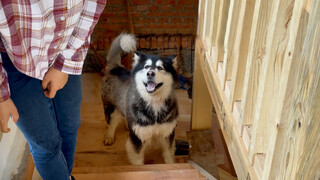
[263,0,320,179]
[197,0,206,39]
[222,0,242,90]
[191,42,212,130]
[239,0,273,133]
[214,0,230,72]
[305,0,313,14]
[249,0,296,162]
[229,0,255,106]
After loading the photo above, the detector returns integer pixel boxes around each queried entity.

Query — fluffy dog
[101,33,179,165]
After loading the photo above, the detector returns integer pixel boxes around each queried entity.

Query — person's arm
[42,0,106,98]
[53,0,107,74]
[0,55,19,133]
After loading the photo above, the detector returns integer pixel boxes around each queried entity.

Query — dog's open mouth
[144,81,163,93]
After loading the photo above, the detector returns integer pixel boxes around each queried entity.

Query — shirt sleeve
[0,54,10,102]
[53,0,107,74]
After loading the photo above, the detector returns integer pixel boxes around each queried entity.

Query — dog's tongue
[147,82,156,91]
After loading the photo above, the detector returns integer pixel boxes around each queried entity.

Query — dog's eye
[144,65,151,69]
[157,66,163,71]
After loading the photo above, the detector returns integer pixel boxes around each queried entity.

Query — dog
[101,33,179,165]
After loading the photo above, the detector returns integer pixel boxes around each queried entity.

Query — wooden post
[191,41,212,130]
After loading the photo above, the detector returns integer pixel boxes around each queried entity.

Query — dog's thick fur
[101,33,179,165]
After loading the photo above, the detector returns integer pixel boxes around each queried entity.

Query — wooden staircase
[72,163,207,180]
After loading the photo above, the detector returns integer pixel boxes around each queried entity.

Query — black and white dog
[101,33,179,165]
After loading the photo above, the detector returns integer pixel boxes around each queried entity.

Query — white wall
[0,118,27,179]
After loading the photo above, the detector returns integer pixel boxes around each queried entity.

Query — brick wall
[85,0,199,78]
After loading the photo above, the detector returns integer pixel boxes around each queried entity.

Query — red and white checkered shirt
[0,0,106,101]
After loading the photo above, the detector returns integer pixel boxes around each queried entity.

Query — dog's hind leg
[104,108,123,145]
[160,130,176,164]
[126,131,147,165]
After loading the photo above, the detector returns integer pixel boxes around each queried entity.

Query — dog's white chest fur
[132,120,177,142]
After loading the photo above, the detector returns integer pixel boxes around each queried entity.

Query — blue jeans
[1,53,81,180]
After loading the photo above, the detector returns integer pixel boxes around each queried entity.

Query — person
[0,0,106,179]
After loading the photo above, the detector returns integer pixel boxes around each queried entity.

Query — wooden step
[73,163,193,174]
[73,169,204,180]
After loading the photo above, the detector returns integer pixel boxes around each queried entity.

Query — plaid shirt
[0,0,106,101]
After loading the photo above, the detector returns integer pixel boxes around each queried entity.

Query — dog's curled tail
[106,33,136,65]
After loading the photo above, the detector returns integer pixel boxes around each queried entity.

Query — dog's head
[131,51,178,99]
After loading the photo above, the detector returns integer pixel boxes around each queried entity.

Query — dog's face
[132,51,178,98]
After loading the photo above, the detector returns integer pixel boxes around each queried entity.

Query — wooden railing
[192,0,320,179]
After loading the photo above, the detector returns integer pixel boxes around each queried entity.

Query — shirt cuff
[53,54,84,75]
[0,77,10,102]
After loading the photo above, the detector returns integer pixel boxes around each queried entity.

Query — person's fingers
[41,78,49,90]
[0,120,10,133]
[11,106,19,123]
[44,83,57,98]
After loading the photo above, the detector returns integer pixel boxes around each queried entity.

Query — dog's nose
[147,71,155,79]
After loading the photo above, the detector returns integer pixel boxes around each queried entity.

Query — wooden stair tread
[73,169,202,180]
[73,163,193,174]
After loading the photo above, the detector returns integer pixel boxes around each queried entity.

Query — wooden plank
[73,169,201,180]
[239,0,274,132]
[232,101,241,125]
[222,0,241,90]
[197,0,206,38]
[229,0,255,106]
[305,0,313,13]
[211,0,221,46]
[263,0,320,179]
[214,0,230,72]
[204,0,220,72]
[73,163,193,174]
[195,38,258,180]
[203,0,214,48]
[218,168,237,180]
[242,125,251,151]
[191,41,212,130]
[253,153,265,179]
[249,0,295,161]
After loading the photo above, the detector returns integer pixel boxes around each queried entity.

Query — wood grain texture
[249,0,295,161]
[229,0,255,107]
[195,0,320,179]
[239,0,274,132]
[74,169,201,180]
[215,0,230,72]
[263,0,320,179]
[195,38,258,180]
[222,0,242,90]
[191,43,213,130]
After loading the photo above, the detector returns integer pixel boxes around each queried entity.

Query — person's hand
[42,67,68,98]
[0,98,19,133]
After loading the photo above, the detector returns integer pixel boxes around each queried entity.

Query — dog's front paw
[103,135,115,146]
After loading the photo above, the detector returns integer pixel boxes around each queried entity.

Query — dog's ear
[169,55,178,71]
[132,51,142,68]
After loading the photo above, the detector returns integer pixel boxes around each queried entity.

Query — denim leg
[2,54,70,180]
[53,75,82,175]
